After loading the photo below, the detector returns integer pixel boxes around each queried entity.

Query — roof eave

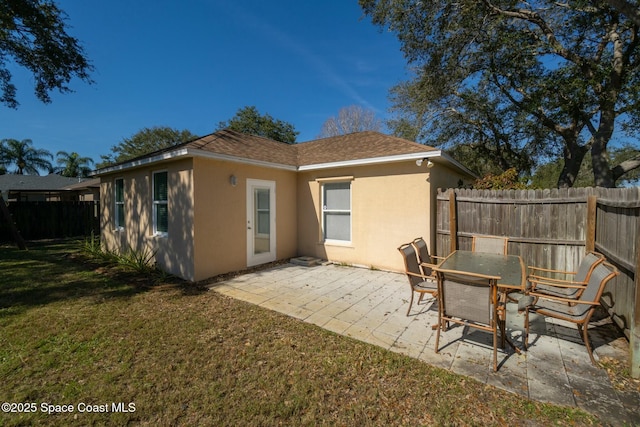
[436,151,478,178]
[93,147,476,178]
[299,150,477,178]
[94,148,297,176]
[94,149,191,175]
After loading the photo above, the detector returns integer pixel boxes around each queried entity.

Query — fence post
[586,195,597,253]
[632,229,640,378]
[449,190,457,253]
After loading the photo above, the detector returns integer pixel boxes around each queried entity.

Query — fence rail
[0,201,100,241]
[436,187,640,377]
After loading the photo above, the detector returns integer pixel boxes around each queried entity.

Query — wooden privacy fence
[0,201,100,241]
[436,187,640,377]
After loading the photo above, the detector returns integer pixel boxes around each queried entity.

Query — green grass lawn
[0,241,600,426]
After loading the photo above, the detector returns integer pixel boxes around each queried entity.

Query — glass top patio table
[436,251,526,292]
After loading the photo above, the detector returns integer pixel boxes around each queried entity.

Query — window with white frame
[153,171,168,235]
[114,178,124,229]
[322,181,351,242]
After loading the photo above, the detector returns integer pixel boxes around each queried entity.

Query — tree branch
[603,0,640,27]
[480,0,586,66]
[612,155,640,180]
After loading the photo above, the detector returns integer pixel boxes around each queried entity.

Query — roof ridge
[297,130,385,145]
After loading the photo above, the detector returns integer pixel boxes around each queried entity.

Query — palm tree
[0,139,53,175]
[54,151,94,178]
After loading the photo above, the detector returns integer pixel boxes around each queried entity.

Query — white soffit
[94,148,191,175]
[298,151,439,171]
[437,152,477,178]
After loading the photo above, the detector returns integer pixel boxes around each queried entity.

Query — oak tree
[361,0,640,187]
[0,0,93,108]
[216,106,299,144]
[98,126,198,167]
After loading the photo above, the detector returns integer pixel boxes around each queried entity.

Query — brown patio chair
[527,251,605,301]
[411,237,445,277]
[398,243,438,316]
[472,235,508,255]
[434,268,506,371]
[523,261,619,365]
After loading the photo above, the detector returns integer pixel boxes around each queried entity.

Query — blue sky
[0,0,409,167]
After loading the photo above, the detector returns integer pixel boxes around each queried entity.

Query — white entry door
[246,179,276,266]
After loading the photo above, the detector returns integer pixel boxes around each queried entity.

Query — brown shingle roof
[296,131,436,166]
[184,130,435,167]
[185,129,298,166]
[96,130,438,174]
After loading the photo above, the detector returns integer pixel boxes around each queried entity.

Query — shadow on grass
[0,240,203,317]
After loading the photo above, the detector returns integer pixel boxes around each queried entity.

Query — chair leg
[492,325,498,372]
[579,323,597,365]
[435,318,441,353]
[406,291,415,316]
[523,308,529,350]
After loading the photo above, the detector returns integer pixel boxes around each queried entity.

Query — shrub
[80,235,158,275]
[473,168,527,190]
[118,244,157,274]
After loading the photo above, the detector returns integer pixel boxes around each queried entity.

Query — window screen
[323,182,351,242]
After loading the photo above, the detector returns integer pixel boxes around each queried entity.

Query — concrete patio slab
[209,262,639,426]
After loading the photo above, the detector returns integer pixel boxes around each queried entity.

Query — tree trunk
[591,94,618,187]
[590,22,624,188]
[592,140,616,187]
[557,143,588,188]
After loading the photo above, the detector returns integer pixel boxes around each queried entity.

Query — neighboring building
[95,130,475,282]
[61,178,101,201]
[0,175,100,202]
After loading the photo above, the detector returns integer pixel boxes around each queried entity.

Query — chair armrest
[527,265,577,276]
[420,262,438,269]
[432,255,446,261]
[529,291,601,306]
[420,262,438,278]
[406,271,434,281]
[528,276,587,289]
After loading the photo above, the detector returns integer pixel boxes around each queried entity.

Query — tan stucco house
[95,130,474,282]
